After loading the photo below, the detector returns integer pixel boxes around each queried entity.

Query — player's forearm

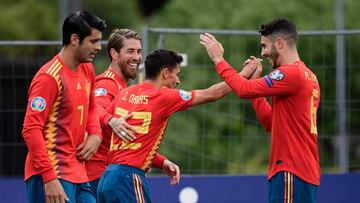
[250,98,272,132]
[86,100,102,138]
[216,60,269,99]
[22,127,57,182]
[205,81,232,101]
[192,82,231,106]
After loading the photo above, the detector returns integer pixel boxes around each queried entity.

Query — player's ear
[275,37,284,50]
[110,48,119,60]
[70,34,80,47]
[162,67,169,79]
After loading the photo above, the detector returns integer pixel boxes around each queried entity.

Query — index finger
[122,113,133,120]
[204,33,217,41]
[123,122,137,132]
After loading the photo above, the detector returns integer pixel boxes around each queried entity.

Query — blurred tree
[0,0,58,40]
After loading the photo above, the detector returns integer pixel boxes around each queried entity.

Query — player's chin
[87,56,95,62]
[81,57,94,63]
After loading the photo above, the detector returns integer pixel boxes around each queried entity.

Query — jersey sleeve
[94,78,120,128]
[99,95,117,128]
[94,78,119,107]
[250,97,272,132]
[215,60,301,98]
[161,88,196,117]
[86,68,102,138]
[22,74,59,183]
[151,153,167,169]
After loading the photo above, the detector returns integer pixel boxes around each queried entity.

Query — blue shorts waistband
[107,164,145,177]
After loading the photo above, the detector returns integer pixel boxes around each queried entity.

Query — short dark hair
[259,18,297,46]
[62,11,106,45]
[145,49,183,80]
[107,28,142,61]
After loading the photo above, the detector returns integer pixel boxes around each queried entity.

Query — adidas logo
[77,82,82,90]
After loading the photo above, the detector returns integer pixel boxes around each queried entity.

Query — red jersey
[22,55,101,184]
[216,60,320,185]
[86,69,167,181]
[86,69,126,181]
[106,82,195,171]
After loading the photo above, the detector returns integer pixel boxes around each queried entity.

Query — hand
[44,179,69,203]
[108,114,136,142]
[77,134,101,161]
[240,56,263,79]
[200,33,225,64]
[162,159,180,185]
[250,66,263,80]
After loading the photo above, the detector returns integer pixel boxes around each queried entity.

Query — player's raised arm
[191,59,260,106]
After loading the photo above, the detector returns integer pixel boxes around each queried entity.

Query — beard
[120,64,138,80]
[269,44,280,69]
[118,60,138,80]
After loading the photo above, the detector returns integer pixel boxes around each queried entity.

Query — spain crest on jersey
[179,90,192,101]
[95,88,107,97]
[31,96,46,112]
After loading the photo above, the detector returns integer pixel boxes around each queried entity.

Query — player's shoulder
[159,87,193,101]
[96,70,117,81]
[38,57,63,77]
[271,62,303,80]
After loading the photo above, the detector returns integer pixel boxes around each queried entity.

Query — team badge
[95,88,107,96]
[269,70,284,81]
[179,90,192,101]
[31,97,46,112]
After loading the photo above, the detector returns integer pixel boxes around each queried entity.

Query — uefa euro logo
[31,96,46,112]
[179,89,192,101]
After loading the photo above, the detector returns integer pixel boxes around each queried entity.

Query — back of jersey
[107,82,194,171]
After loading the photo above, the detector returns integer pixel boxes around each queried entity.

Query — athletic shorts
[89,178,100,199]
[268,171,318,203]
[25,175,95,203]
[97,164,152,203]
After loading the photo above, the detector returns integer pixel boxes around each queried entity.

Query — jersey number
[77,105,84,125]
[110,107,152,151]
[310,89,319,134]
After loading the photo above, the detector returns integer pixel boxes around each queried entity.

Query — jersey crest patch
[31,97,46,112]
[179,90,192,101]
[95,88,107,97]
[269,70,284,81]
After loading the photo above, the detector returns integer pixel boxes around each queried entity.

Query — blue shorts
[89,178,100,199]
[25,175,96,203]
[97,164,152,203]
[268,171,318,203]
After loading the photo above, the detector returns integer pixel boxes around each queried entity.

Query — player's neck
[109,62,128,83]
[59,47,80,71]
[280,50,300,66]
[144,79,163,89]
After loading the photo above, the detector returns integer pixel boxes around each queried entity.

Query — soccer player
[200,18,320,203]
[97,49,258,202]
[22,11,106,203]
[85,28,180,194]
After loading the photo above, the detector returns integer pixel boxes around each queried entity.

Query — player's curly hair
[259,18,297,46]
[145,49,183,80]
